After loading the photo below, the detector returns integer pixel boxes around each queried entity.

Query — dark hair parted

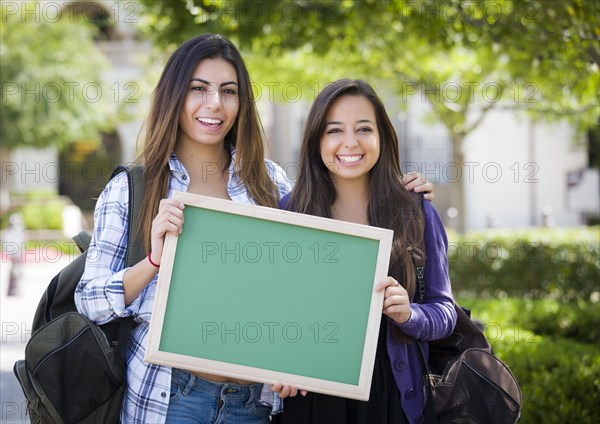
[287,78,425,310]
[137,33,278,250]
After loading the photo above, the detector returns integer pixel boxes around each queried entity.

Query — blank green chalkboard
[145,192,393,400]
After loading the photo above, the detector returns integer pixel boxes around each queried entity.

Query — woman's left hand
[376,277,412,324]
[270,384,307,399]
[402,171,434,200]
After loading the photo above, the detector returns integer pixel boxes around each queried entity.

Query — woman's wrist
[147,251,160,268]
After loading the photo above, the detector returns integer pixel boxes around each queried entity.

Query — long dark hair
[137,33,278,250]
[287,79,424,328]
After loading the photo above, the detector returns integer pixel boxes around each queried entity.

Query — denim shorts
[165,368,271,424]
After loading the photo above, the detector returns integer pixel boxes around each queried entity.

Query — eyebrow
[190,78,238,87]
[325,119,374,125]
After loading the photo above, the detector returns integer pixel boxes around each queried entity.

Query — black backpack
[412,194,522,424]
[13,165,146,424]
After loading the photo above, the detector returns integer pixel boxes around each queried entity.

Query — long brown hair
[137,34,278,250]
[287,79,424,325]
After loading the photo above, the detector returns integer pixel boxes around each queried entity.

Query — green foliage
[504,335,599,423]
[24,240,79,255]
[16,193,66,230]
[459,297,600,423]
[138,0,355,53]
[0,1,116,150]
[448,226,600,301]
[524,299,600,344]
[460,297,600,346]
[138,0,599,135]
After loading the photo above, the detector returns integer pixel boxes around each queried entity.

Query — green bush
[20,200,64,230]
[19,199,64,230]
[23,240,80,255]
[448,227,600,301]
[460,298,600,345]
[6,191,67,230]
[22,190,58,200]
[503,336,599,424]
[525,299,600,344]
[458,297,599,423]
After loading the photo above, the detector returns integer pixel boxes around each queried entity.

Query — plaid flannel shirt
[75,151,291,423]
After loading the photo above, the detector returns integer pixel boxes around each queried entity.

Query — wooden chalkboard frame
[145,192,394,401]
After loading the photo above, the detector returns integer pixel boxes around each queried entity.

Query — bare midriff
[192,371,254,385]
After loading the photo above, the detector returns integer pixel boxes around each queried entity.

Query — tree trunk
[450,133,466,233]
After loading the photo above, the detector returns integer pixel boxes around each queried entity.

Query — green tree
[138,0,599,231]
[0,2,117,150]
[0,1,118,211]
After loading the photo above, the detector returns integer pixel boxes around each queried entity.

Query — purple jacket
[279,195,456,424]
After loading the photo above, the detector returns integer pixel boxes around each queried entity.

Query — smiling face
[178,57,240,149]
[319,95,380,184]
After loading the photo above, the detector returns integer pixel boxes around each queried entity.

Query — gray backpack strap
[110,164,146,267]
[109,164,145,354]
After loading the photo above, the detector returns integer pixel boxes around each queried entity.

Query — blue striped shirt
[75,151,291,423]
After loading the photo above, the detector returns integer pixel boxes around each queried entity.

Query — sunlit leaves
[136,0,598,136]
[1,2,116,150]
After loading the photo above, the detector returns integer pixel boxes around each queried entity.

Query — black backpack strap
[110,164,146,267]
[417,341,438,424]
[412,192,426,304]
[413,252,426,304]
[412,192,438,424]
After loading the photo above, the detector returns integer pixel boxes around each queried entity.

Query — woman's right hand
[149,198,185,266]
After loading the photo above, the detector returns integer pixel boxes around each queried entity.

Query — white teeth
[338,155,363,163]
[197,117,222,125]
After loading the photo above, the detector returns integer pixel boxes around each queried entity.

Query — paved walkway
[1,251,73,423]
